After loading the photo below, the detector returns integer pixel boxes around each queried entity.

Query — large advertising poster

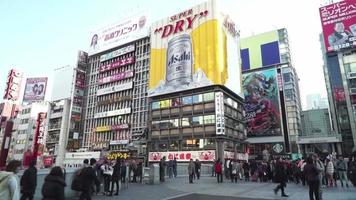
[88,12,149,56]
[242,68,281,137]
[23,77,48,102]
[319,0,356,52]
[149,0,241,97]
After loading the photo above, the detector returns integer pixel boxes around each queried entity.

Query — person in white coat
[0,160,21,200]
[326,158,335,187]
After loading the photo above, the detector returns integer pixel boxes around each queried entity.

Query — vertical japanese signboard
[3,69,23,101]
[215,92,225,135]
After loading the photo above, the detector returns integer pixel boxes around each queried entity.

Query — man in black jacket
[20,160,37,200]
[273,158,288,197]
[80,158,100,200]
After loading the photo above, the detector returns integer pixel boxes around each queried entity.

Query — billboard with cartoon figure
[242,68,281,137]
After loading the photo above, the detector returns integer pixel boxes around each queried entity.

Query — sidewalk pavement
[92,176,356,200]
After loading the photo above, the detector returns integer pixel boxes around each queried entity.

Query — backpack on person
[71,169,82,191]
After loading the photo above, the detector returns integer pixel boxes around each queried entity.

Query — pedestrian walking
[215,159,223,183]
[211,160,216,177]
[231,160,237,183]
[173,157,177,178]
[0,160,21,200]
[304,157,320,200]
[41,166,66,200]
[273,158,288,197]
[313,154,325,199]
[326,158,335,187]
[20,160,37,200]
[79,158,100,200]
[336,156,350,187]
[120,160,127,183]
[188,159,195,183]
[160,156,167,182]
[242,161,250,181]
[109,158,121,196]
[168,159,174,179]
[136,162,143,183]
[101,160,113,195]
[195,159,201,180]
[130,160,138,183]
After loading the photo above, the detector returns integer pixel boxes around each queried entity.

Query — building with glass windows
[299,108,342,155]
[148,85,246,163]
[241,28,302,158]
[82,33,150,152]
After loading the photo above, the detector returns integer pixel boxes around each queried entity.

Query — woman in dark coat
[273,158,288,197]
[20,160,37,200]
[110,159,121,196]
[42,166,66,200]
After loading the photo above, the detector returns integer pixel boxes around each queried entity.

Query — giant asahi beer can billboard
[149,0,242,97]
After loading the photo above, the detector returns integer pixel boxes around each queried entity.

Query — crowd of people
[0,157,144,200]
[208,154,356,199]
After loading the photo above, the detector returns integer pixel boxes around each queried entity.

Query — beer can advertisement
[149,0,241,97]
[319,0,356,52]
[23,77,48,102]
[242,68,281,137]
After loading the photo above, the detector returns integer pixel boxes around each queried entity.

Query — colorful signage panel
[98,70,134,85]
[88,12,149,56]
[223,151,249,161]
[148,0,241,97]
[95,124,129,132]
[33,112,47,160]
[240,30,281,71]
[148,150,215,162]
[3,69,23,101]
[242,68,281,137]
[99,55,135,72]
[100,44,135,62]
[96,96,132,106]
[23,77,48,102]
[319,0,356,52]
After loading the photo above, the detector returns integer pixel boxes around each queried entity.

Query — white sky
[0,0,332,109]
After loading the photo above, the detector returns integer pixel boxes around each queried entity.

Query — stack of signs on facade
[242,68,281,137]
[3,69,23,101]
[72,51,88,120]
[23,77,48,102]
[319,0,356,52]
[149,0,242,97]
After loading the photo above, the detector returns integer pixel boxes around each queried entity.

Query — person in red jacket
[215,159,223,183]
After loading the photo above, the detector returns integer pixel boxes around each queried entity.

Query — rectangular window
[182,117,192,127]
[204,115,215,124]
[192,116,204,125]
[170,119,180,128]
[152,121,160,129]
[182,96,193,105]
[172,97,182,107]
[193,94,203,104]
[151,101,160,110]
[203,92,214,102]
[160,100,171,108]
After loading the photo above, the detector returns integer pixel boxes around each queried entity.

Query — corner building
[147,0,246,163]
[319,0,356,155]
[83,14,150,151]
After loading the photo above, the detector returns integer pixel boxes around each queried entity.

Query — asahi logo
[167,50,191,67]
[154,9,209,38]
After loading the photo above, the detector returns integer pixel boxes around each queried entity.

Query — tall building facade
[147,0,246,163]
[241,28,302,158]
[320,0,356,155]
[10,102,48,160]
[82,13,150,153]
[299,109,342,155]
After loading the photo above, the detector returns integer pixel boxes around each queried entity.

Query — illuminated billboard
[23,77,48,102]
[88,12,149,56]
[240,30,281,71]
[242,68,281,137]
[149,0,241,97]
[319,0,356,52]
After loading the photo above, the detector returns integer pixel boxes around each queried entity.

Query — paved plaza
[90,176,356,200]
